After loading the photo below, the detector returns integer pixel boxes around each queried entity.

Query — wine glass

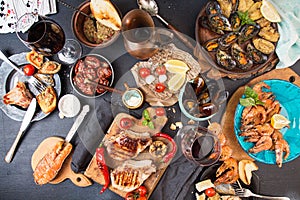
[177,125,221,166]
[16,12,81,63]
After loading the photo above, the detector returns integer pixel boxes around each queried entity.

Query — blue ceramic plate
[234,79,300,165]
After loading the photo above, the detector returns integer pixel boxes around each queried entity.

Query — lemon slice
[168,73,186,92]
[165,59,190,74]
[90,0,121,30]
[271,114,290,129]
[261,0,281,22]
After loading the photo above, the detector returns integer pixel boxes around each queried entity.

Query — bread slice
[38,61,61,74]
[36,86,57,114]
[26,51,44,69]
[238,159,258,185]
[90,0,121,30]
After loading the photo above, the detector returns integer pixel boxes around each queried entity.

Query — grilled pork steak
[3,82,33,108]
[110,159,156,192]
[104,130,152,161]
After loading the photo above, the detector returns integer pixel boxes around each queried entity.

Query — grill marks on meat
[73,56,112,95]
[3,82,33,108]
[33,141,72,185]
[104,130,152,161]
[110,160,156,192]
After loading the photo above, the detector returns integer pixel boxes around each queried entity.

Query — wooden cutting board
[84,107,174,198]
[31,137,92,187]
[221,68,300,161]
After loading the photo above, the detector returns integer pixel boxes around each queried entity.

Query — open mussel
[231,43,253,70]
[208,14,232,32]
[200,16,225,35]
[204,38,219,52]
[238,24,260,44]
[206,1,221,15]
[216,49,236,70]
[230,12,241,31]
[218,32,240,50]
[246,43,267,64]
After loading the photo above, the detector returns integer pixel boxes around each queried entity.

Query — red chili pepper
[154,132,177,163]
[96,147,110,194]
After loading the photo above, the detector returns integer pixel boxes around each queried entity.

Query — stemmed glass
[16,12,81,64]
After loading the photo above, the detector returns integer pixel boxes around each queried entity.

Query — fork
[233,183,290,200]
[0,50,46,94]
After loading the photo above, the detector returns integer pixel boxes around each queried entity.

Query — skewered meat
[110,159,156,192]
[3,82,33,109]
[104,130,152,161]
[33,141,72,185]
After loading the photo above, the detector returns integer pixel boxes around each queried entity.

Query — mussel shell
[206,1,221,15]
[204,38,219,52]
[230,12,241,31]
[218,32,240,50]
[200,16,225,35]
[198,103,218,117]
[246,43,268,64]
[238,24,260,44]
[231,43,253,70]
[208,14,232,32]
[216,49,236,70]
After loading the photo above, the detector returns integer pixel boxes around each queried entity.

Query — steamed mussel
[206,1,221,15]
[230,12,242,31]
[208,14,232,32]
[238,24,260,44]
[231,43,253,70]
[218,32,240,50]
[246,43,267,64]
[204,38,219,52]
[216,49,236,70]
[200,16,225,35]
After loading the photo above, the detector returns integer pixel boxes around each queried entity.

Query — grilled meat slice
[110,159,156,192]
[104,130,152,161]
[33,141,72,185]
[3,82,33,108]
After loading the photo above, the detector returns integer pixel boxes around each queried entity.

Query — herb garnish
[237,11,255,25]
[239,86,264,107]
[142,109,155,129]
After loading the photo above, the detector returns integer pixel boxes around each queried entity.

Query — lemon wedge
[260,0,281,22]
[168,73,186,92]
[271,114,290,129]
[165,59,190,74]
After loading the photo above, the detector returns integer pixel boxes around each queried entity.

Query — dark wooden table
[0,0,299,200]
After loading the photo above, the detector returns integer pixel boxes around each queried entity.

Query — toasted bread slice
[26,50,44,69]
[37,86,57,114]
[38,61,61,74]
[238,159,258,185]
[90,0,121,30]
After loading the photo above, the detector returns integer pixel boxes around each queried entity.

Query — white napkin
[269,0,300,69]
[0,0,57,34]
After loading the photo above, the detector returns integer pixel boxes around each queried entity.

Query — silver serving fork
[232,182,290,200]
[0,50,46,94]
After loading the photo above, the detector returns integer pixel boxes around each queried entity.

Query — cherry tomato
[136,197,147,200]
[137,186,147,197]
[125,192,134,200]
[139,68,151,78]
[155,107,165,116]
[120,118,134,129]
[155,65,166,75]
[205,188,216,197]
[155,83,166,93]
[23,64,35,76]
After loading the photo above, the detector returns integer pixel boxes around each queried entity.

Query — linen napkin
[0,0,57,34]
[269,0,300,69]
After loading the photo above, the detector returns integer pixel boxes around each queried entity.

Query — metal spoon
[137,0,194,50]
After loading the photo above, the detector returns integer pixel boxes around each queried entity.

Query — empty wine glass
[16,12,81,63]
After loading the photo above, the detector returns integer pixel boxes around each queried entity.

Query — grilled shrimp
[249,135,273,154]
[275,139,290,168]
[215,157,239,185]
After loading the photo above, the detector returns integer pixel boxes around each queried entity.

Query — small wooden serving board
[221,68,300,161]
[31,137,92,187]
[84,107,174,198]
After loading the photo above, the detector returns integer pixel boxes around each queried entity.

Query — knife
[65,105,90,143]
[5,98,37,163]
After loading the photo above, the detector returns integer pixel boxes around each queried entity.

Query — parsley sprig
[237,11,255,25]
[239,86,264,107]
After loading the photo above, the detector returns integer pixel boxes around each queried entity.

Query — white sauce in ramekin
[58,94,81,118]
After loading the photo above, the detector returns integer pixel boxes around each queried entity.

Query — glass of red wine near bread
[177,125,221,166]
[16,12,81,64]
